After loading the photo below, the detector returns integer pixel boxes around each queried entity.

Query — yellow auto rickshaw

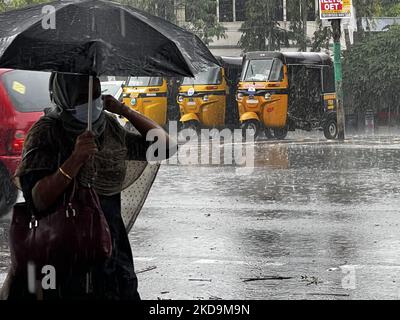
[122,76,168,127]
[177,66,227,131]
[237,52,337,140]
[177,55,243,132]
[216,56,243,129]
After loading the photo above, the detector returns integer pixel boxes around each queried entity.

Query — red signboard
[319,0,352,19]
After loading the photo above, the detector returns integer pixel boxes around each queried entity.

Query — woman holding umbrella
[2,72,175,300]
[0,0,220,300]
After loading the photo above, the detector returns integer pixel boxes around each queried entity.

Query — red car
[0,69,50,216]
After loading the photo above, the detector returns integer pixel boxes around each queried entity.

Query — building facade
[176,0,322,56]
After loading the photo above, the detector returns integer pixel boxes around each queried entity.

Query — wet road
[2,132,400,299]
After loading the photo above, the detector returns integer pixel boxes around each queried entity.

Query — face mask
[70,97,103,124]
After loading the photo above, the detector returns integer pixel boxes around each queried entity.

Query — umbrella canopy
[0,0,220,77]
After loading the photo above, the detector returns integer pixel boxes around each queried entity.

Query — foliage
[2,0,50,11]
[311,17,333,52]
[238,0,288,51]
[183,0,226,45]
[353,0,382,40]
[286,0,313,52]
[120,0,226,45]
[120,0,177,23]
[343,25,400,113]
[380,1,400,16]
[0,0,6,12]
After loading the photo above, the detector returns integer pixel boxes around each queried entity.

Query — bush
[343,25,400,115]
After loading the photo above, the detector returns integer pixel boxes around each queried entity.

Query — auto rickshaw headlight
[178,95,184,103]
[264,93,271,100]
[236,92,243,101]
[130,98,137,105]
[203,95,209,102]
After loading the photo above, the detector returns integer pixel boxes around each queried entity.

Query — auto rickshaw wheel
[241,120,260,139]
[264,128,274,139]
[323,118,338,140]
[272,126,288,140]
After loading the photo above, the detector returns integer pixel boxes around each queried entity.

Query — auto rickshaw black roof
[215,56,243,68]
[244,51,333,67]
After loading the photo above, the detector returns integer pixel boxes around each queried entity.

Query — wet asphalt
[2,131,400,299]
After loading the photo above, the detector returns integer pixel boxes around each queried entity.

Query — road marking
[134,257,156,262]
[340,264,400,270]
[194,259,246,265]
[193,259,285,266]
[133,256,286,267]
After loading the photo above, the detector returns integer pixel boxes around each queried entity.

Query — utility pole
[331,19,345,140]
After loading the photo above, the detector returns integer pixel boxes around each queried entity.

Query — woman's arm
[102,95,177,160]
[32,131,98,212]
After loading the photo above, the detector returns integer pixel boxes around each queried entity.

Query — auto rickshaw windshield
[127,76,163,87]
[182,67,221,85]
[243,59,274,82]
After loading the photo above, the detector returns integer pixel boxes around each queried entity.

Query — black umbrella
[0,0,220,129]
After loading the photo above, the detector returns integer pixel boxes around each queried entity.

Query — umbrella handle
[87,75,93,131]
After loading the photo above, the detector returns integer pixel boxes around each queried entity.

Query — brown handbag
[9,180,112,274]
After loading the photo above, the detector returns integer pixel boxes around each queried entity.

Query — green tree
[353,0,382,41]
[311,17,333,52]
[238,0,288,51]
[379,0,400,16]
[343,25,400,115]
[0,0,6,12]
[286,0,315,51]
[1,0,50,11]
[183,0,226,45]
[311,0,383,51]
[121,0,177,22]
[122,0,225,45]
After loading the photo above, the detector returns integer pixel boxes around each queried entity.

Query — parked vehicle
[216,56,243,129]
[237,51,337,139]
[121,76,168,127]
[101,80,125,100]
[177,56,243,132]
[0,69,49,216]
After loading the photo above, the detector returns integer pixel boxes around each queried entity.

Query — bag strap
[67,179,77,204]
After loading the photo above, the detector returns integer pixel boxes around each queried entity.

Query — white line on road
[193,259,285,266]
[134,257,286,267]
[340,264,400,270]
[194,259,246,265]
[134,257,156,262]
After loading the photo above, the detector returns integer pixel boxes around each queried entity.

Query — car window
[1,70,51,112]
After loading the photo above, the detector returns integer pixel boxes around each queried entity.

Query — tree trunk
[354,17,364,44]
[344,28,352,50]
[302,0,308,51]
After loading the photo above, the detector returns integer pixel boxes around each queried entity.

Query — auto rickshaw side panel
[199,94,226,127]
[178,81,226,128]
[262,93,288,128]
[323,93,337,112]
[122,79,168,126]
